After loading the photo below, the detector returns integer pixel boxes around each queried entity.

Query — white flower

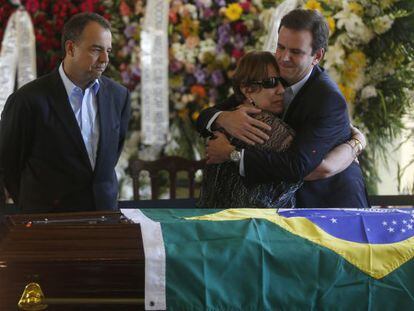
[335,10,374,44]
[185,48,198,63]
[198,0,212,8]
[326,67,341,84]
[199,38,216,54]
[361,85,378,100]
[368,60,396,82]
[172,42,199,63]
[119,177,134,200]
[324,41,345,68]
[252,0,263,9]
[180,4,198,19]
[259,8,275,30]
[335,33,355,49]
[365,4,381,17]
[351,72,365,92]
[372,15,394,35]
[164,138,180,154]
[172,43,185,62]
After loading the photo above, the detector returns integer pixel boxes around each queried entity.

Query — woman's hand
[350,124,366,149]
[206,131,235,164]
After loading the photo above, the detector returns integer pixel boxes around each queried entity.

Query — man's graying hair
[280,9,329,54]
[61,12,111,56]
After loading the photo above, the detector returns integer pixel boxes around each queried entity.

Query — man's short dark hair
[61,12,111,56]
[280,9,329,54]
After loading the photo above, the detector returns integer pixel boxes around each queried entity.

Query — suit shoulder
[100,76,128,93]
[13,72,56,98]
[311,69,343,96]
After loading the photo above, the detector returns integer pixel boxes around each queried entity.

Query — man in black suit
[0,12,130,212]
[197,9,369,208]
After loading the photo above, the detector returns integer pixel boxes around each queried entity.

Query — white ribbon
[0,7,37,116]
[262,0,299,52]
[140,0,169,145]
[121,209,166,310]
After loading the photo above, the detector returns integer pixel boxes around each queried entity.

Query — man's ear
[65,40,75,57]
[312,48,325,66]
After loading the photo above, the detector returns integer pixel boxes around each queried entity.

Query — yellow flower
[304,0,322,11]
[326,16,336,35]
[191,111,200,121]
[178,108,189,119]
[342,51,366,85]
[342,67,360,84]
[348,2,364,16]
[338,83,356,104]
[224,3,243,21]
[347,51,367,68]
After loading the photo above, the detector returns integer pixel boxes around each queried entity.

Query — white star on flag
[403,220,407,224]
[402,229,406,233]
[392,220,397,225]
[330,218,337,223]
[388,227,395,233]
[382,221,387,226]
[407,224,413,229]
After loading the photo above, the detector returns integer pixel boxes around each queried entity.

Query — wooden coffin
[0,211,144,310]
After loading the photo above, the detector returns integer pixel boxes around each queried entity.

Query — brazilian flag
[122,208,414,310]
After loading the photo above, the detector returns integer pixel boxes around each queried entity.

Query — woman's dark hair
[232,51,279,102]
[280,9,329,54]
[61,12,111,56]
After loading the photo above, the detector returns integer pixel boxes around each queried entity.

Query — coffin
[0,211,145,310]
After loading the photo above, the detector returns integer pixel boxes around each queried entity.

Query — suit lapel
[48,70,92,170]
[94,78,110,173]
[283,66,322,123]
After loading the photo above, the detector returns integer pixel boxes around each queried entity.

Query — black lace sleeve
[198,111,301,209]
[232,111,295,152]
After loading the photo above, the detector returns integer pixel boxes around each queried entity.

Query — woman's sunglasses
[251,76,288,88]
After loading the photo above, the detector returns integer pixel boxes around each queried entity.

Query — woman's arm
[304,125,366,181]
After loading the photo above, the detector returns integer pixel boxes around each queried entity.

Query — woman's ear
[241,86,254,98]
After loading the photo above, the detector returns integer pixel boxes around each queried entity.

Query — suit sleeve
[117,89,131,157]
[0,93,34,202]
[244,91,350,183]
[196,95,240,137]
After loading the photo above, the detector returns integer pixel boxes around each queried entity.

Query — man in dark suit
[197,9,369,208]
[0,12,130,212]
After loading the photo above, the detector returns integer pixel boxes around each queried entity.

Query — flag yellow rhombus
[186,209,414,279]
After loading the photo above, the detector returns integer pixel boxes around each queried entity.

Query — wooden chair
[129,156,205,200]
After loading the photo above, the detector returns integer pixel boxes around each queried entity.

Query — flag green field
[137,208,414,310]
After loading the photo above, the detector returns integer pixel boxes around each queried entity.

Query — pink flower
[120,0,131,17]
[231,48,244,59]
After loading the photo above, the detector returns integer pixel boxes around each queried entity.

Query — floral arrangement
[1,0,413,196]
[0,0,109,76]
[300,0,414,192]
[164,0,268,159]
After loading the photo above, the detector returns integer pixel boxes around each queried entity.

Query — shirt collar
[288,68,313,97]
[58,63,100,96]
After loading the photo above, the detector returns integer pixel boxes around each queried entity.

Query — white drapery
[140,0,170,146]
[0,7,36,116]
[262,0,298,52]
